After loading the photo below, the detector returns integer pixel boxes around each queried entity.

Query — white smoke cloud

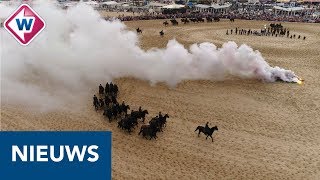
[0,1,300,111]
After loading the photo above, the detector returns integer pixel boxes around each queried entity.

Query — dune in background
[1,2,320,180]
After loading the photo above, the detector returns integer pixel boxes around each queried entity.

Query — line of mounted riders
[93,83,170,140]
[163,16,224,26]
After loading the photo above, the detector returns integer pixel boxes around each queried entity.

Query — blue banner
[0,131,112,180]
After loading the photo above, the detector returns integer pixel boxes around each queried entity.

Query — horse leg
[210,135,213,142]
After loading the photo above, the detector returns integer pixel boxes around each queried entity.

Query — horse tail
[195,126,200,132]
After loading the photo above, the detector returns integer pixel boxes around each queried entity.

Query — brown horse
[195,126,218,142]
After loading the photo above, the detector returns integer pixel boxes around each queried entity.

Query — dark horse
[136,28,142,33]
[138,124,158,140]
[170,19,178,26]
[195,126,218,142]
[159,30,164,36]
[131,110,148,123]
[213,17,220,22]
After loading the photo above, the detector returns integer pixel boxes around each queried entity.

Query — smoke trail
[0,1,300,110]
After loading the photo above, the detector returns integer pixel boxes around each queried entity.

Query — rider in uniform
[99,84,104,95]
[159,112,163,119]
[205,122,210,134]
[93,95,98,106]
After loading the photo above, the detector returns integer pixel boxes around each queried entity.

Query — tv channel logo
[0,131,112,180]
[4,4,45,46]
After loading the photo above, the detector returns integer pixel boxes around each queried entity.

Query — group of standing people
[226,25,306,40]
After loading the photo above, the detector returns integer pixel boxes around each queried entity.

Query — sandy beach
[1,18,320,179]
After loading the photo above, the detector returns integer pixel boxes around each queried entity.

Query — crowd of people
[92,82,170,140]
[226,23,307,40]
[224,10,319,23]
[104,10,319,23]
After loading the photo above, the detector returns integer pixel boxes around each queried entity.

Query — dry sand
[1,19,320,179]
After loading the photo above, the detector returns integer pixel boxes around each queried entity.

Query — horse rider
[105,83,109,94]
[159,112,163,119]
[139,106,142,113]
[99,98,104,107]
[105,95,111,106]
[110,82,114,92]
[93,95,99,106]
[99,84,104,95]
[205,122,210,134]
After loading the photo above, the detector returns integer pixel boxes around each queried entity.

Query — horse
[206,17,212,22]
[163,21,169,26]
[112,103,120,119]
[104,96,111,107]
[181,18,189,24]
[136,28,142,33]
[213,17,220,22]
[190,18,197,23]
[111,95,117,104]
[158,114,169,129]
[103,108,113,122]
[118,116,137,133]
[170,19,178,26]
[99,99,104,108]
[131,110,148,123]
[148,114,169,132]
[159,30,164,36]
[138,124,158,140]
[118,117,135,134]
[195,126,218,142]
[120,103,130,115]
[197,18,205,22]
[229,17,235,22]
